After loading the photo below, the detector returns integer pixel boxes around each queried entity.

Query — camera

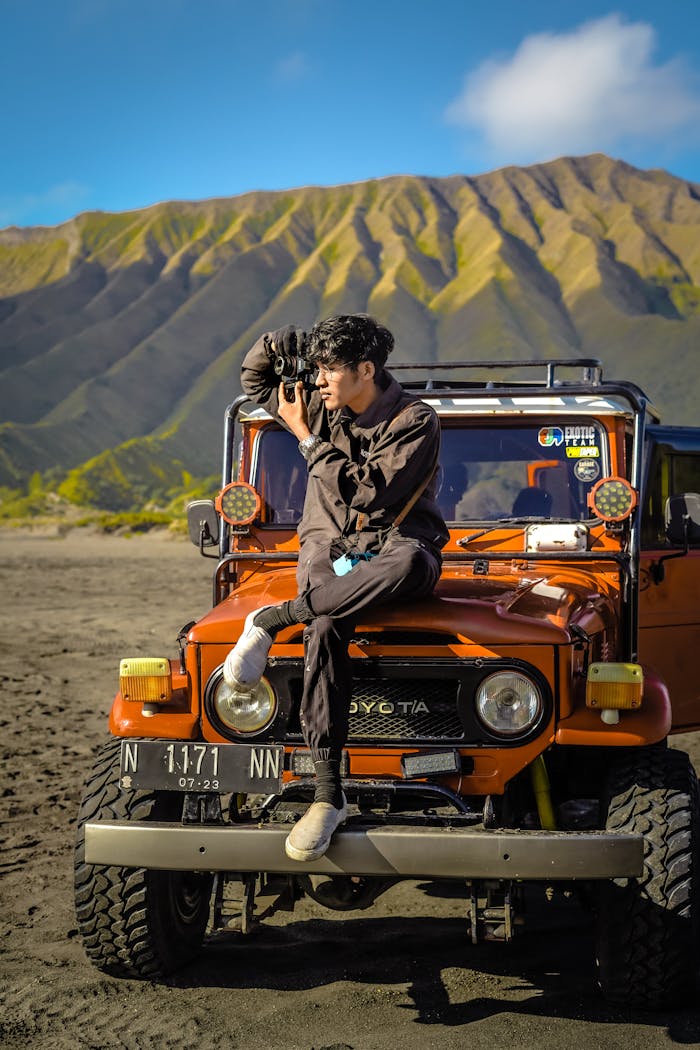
[271,331,316,401]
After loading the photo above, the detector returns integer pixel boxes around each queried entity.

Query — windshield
[251,419,609,526]
[438,422,608,522]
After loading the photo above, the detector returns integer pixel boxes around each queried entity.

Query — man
[225,314,448,861]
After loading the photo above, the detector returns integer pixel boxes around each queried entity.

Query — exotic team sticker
[574,458,600,482]
[538,424,600,458]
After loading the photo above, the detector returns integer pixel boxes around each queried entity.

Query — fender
[555,665,671,747]
[109,664,200,739]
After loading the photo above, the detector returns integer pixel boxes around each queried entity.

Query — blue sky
[2,0,700,228]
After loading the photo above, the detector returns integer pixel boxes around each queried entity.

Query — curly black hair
[306,314,394,373]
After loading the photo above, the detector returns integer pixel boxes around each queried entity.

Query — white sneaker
[223,605,277,688]
[284,795,348,862]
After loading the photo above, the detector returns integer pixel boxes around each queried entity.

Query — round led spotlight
[215,482,261,526]
[587,476,637,523]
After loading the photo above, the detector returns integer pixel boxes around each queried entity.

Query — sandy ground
[2,530,700,1050]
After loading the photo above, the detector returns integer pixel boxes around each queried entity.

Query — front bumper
[85,820,643,880]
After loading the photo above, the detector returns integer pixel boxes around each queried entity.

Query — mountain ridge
[1,153,699,499]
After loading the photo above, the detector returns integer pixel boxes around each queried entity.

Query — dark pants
[297,537,441,760]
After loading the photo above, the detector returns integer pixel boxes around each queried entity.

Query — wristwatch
[298,434,321,460]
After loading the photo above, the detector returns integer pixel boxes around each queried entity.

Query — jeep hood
[188,566,617,647]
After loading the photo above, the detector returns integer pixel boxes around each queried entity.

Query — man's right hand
[277,381,311,442]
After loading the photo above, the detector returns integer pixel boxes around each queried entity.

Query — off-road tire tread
[596,746,698,1009]
[74,738,211,978]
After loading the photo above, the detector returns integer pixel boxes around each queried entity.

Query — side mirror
[186,500,220,554]
[665,493,700,546]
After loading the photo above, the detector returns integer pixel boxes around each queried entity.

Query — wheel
[74,738,213,978]
[595,746,699,1009]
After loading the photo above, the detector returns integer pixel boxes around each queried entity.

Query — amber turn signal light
[586,662,643,710]
[119,657,173,704]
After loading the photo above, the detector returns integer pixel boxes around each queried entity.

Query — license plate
[119,740,284,793]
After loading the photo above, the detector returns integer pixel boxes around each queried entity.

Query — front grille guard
[259,778,484,825]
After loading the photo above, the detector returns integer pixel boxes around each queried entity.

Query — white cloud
[445,14,700,161]
[0,181,90,228]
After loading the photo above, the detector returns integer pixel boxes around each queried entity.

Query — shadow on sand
[166,882,700,1044]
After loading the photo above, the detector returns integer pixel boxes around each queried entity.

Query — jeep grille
[241,656,551,748]
[347,678,462,741]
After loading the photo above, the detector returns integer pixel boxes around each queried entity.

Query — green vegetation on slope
[0,434,219,532]
[1,154,700,504]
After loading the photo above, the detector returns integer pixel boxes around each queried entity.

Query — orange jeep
[75,359,700,1008]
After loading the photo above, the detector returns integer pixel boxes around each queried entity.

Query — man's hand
[266,325,305,359]
[277,381,311,442]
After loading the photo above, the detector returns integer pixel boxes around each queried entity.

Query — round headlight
[212,675,277,734]
[476,672,542,737]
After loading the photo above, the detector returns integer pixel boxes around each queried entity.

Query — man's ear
[362,360,376,382]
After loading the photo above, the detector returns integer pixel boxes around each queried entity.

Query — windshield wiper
[457,517,579,547]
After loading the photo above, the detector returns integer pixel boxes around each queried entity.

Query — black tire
[74,738,213,978]
[595,746,699,1009]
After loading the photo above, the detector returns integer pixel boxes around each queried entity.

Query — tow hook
[466,880,521,942]
[212,873,302,935]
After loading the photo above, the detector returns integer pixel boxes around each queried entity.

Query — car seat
[512,486,552,517]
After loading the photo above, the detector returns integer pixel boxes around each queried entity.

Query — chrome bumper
[85,821,643,880]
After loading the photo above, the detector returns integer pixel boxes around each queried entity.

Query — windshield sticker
[574,458,600,482]
[539,424,600,459]
[566,446,599,458]
[538,426,564,447]
[565,424,597,446]
[566,445,600,457]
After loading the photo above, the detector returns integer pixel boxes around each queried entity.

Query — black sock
[291,594,314,624]
[253,595,314,638]
[253,601,297,638]
[313,758,344,808]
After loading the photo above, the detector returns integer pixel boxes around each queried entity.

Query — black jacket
[241,335,449,558]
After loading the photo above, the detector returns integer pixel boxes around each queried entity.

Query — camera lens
[273,352,295,377]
